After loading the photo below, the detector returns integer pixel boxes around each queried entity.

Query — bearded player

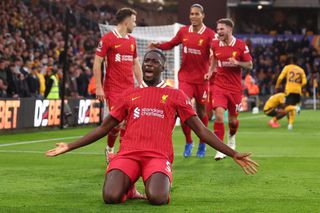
[93,8,143,161]
[208,18,253,160]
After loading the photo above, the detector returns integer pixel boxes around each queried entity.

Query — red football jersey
[95,29,137,96]
[158,25,215,84]
[211,36,252,93]
[109,81,196,162]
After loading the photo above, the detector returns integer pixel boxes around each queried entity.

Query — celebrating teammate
[208,18,253,160]
[46,50,258,205]
[148,4,215,158]
[275,56,306,130]
[93,8,143,161]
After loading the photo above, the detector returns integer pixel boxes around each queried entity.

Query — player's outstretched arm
[185,116,258,174]
[148,42,160,49]
[46,115,119,157]
[93,55,105,101]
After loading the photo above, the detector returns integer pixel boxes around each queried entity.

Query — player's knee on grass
[145,172,170,205]
[103,170,131,204]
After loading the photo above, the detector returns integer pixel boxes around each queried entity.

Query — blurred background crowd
[0,0,319,102]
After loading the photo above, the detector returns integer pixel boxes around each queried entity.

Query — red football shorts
[105,92,121,111]
[179,81,209,104]
[106,151,173,184]
[212,86,242,116]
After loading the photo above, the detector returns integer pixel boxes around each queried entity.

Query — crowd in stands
[0,0,319,102]
[248,37,320,97]
[0,0,118,99]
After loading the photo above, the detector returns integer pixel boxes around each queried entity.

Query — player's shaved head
[143,50,166,85]
[144,49,166,65]
[191,3,204,13]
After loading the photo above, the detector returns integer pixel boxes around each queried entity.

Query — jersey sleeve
[133,38,137,59]
[175,90,197,123]
[158,28,183,50]
[275,67,288,88]
[241,44,252,62]
[95,35,109,57]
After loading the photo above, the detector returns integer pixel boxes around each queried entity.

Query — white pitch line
[0,150,320,158]
[0,136,82,147]
[239,115,265,120]
[0,150,99,155]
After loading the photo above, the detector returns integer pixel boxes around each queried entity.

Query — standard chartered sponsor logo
[133,107,164,119]
[133,107,140,119]
[115,54,133,62]
[115,53,121,62]
[183,46,201,55]
[218,60,238,67]
[141,108,164,118]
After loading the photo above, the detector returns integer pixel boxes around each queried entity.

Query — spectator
[0,77,7,98]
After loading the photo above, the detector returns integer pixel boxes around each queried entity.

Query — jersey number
[288,71,302,83]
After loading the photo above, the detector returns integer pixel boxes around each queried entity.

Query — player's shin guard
[214,121,225,142]
[107,127,120,148]
[181,123,193,144]
[229,120,239,136]
[199,115,209,144]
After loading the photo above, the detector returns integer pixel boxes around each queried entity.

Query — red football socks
[214,121,225,142]
[181,123,193,144]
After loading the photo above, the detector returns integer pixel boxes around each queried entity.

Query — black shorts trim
[285,93,301,105]
[264,108,277,117]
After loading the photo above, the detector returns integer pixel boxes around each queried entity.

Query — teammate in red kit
[148,4,215,158]
[93,8,143,161]
[208,18,253,160]
[46,50,258,205]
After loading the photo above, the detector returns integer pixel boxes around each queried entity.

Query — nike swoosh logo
[115,44,121,48]
[131,96,140,101]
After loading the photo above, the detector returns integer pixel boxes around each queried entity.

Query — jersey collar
[188,24,206,34]
[140,80,167,88]
[219,36,236,47]
[113,29,129,39]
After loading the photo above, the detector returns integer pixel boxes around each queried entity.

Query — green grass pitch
[1,110,320,212]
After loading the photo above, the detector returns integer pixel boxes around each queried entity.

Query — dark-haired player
[93,8,143,161]
[46,50,258,205]
[149,4,216,158]
[275,56,306,130]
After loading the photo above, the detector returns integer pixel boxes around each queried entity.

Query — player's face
[189,7,204,26]
[126,15,136,33]
[216,23,232,41]
[142,52,164,84]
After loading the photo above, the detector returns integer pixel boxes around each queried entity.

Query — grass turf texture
[1,110,320,212]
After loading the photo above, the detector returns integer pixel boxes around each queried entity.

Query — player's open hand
[148,42,159,49]
[96,87,105,101]
[204,72,212,80]
[46,143,70,157]
[232,152,259,175]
